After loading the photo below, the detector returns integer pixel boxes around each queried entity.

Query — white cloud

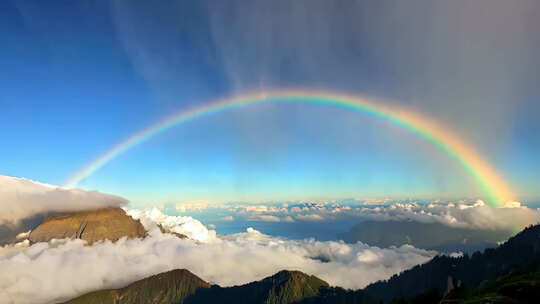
[295,214,326,221]
[0,239,30,253]
[353,201,540,231]
[175,200,217,212]
[15,231,31,240]
[235,205,287,214]
[220,215,235,222]
[0,208,436,304]
[126,208,218,243]
[0,175,127,225]
[282,216,295,223]
[211,200,540,231]
[354,198,393,206]
[500,201,523,208]
[253,215,281,222]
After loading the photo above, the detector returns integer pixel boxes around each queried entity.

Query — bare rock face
[158,224,188,239]
[29,208,146,244]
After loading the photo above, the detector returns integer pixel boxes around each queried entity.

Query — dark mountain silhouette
[364,224,540,302]
[293,287,377,304]
[339,220,512,253]
[389,270,540,304]
[456,270,540,304]
[184,270,329,304]
[62,270,335,304]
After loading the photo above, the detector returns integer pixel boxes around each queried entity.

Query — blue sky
[1,0,539,204]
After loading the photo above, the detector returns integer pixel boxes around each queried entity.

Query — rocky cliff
[28,207,146,244]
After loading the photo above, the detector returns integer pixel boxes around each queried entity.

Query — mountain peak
[224,270,329,304]
[28,207,146,244]
[63,269,210,304]
[263,269,329,293]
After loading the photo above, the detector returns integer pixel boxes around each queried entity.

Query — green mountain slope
[389,271,540,304]
[365,224,540,302]
[459,270,540,304]
[63,270,330,304]
[294,287,378,304]
[63,269,210,304]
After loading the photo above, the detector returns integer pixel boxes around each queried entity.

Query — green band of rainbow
[65,90,513,206]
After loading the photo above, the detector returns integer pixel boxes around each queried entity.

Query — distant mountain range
[339,220,513,253]
[16,208,540,303]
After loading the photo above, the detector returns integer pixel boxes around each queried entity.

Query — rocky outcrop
[28,207,146,244]
[158,224,188,239]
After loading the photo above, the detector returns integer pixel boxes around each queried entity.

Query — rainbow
[65,89,514,206]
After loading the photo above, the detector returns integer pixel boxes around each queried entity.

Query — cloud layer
[0,175,128,225]
[176,199,540,231]
[350,200,540,231]
[1,175,535,303]
[0,208,435,304]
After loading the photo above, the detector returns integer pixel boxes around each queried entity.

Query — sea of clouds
[0,207,436,304]
[1,175,539,303]
[176,199,540,232]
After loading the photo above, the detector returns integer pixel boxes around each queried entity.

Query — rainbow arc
[65,90,514,206]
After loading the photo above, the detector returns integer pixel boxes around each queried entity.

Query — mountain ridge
[364,223,540,302]
[62,269,332,304]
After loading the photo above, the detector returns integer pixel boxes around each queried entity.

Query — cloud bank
[0,208,435,304]
[176,199,540,231]
[352,200,540,231]
[0,175,128,225]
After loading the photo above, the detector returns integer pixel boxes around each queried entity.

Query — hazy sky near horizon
[1,0,539,203]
